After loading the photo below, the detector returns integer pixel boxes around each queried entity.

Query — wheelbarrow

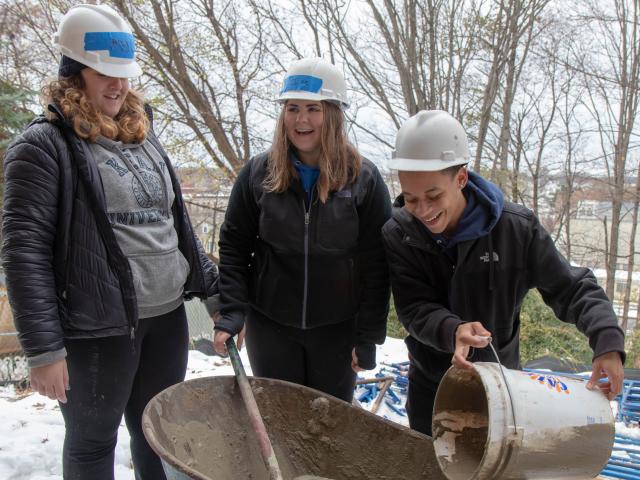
[142,376,447,480]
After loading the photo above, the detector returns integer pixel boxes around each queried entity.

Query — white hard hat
[53,4,142,78]
[277,57,349,109]
[389,110,470,171]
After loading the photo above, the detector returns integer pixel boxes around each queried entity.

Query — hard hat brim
[92,61,143,78]
[61,51,143,78]
[277,90,349,109]
[387,157,469,172]
[87,59,142,78]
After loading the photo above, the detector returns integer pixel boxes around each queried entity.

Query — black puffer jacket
[217,152,391,368]
[383,197,625,386]
[2,104,218,360]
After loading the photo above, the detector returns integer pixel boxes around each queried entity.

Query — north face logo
[480,251,500,262]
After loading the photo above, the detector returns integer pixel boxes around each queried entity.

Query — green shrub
[519,290,592,365]
[386,297,408,339]
[625,329,640,368]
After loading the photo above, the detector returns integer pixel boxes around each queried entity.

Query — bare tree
[556,54,588,263]
[578,0,640,300]
[622,161,640,331]
[509,51,560,213]
[0,1,66,84]
[111,0,276,178]
[475,0,550,181]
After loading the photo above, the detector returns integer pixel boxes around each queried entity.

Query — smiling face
[283,99,324,166]
[398,167,468,236]
[80,68,129,118]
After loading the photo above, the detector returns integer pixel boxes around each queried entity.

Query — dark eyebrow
[401,187,440,196]
[286,102,321,108]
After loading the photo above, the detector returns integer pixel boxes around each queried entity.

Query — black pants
[60,305,189,480]
[245,309,357,402]
[406,361,438,437]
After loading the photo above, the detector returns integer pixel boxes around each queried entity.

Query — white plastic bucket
[432,362,614,480]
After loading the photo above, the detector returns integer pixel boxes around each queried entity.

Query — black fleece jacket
[382,178,625,386]
[216,152,391,369]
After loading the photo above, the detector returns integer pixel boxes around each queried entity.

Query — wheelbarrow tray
[142,375,446,480]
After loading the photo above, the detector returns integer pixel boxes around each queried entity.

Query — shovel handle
[226,337,283,480]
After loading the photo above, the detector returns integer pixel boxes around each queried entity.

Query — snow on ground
[0,338,410,479]
[617,421,640,440]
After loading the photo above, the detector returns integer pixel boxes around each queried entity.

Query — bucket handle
[478,336,518,437]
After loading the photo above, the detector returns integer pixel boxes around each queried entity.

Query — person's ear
[456,167,468,189]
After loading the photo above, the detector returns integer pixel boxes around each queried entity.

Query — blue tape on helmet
[84,32,135,59]
[281,75,323,94]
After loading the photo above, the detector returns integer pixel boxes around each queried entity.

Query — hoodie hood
[445,170,504,246]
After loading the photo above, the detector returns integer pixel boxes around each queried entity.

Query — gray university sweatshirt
[90,136,190,319]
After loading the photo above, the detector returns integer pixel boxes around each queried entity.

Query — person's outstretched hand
[30,358,69,403]
[452,322,492,369]
[587,351,624,400]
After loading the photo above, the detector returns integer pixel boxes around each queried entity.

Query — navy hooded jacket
[382,171,625,385]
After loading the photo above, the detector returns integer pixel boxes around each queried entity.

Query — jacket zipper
[301,189,316,329]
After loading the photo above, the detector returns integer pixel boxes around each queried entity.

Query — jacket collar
[46,103,72,129]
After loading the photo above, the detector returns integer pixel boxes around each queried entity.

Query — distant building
[558,200,640,270]
[176,168,231,259]
[590,268,640,333]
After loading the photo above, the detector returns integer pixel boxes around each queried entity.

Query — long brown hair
[42,74,149,144]
[264,101,361,202]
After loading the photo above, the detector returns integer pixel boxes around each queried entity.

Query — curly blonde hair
[264,101,361,203]
[42,74,149,144]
